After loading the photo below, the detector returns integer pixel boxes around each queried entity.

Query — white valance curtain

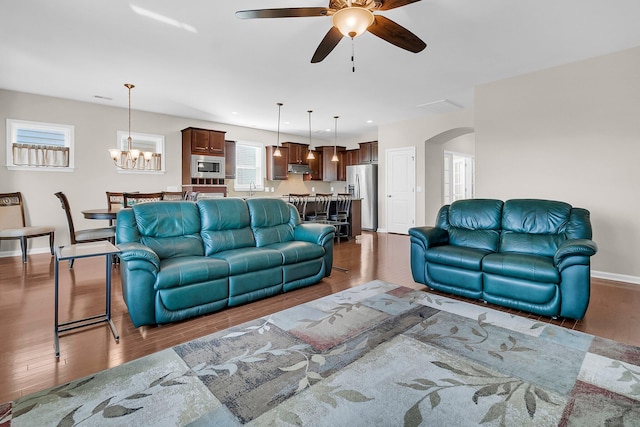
[12,143,69,167]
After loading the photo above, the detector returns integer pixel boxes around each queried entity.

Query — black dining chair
[330,193,352,241]
[288,193,309,222]
[54,192,115,268]
[306,193,332,222]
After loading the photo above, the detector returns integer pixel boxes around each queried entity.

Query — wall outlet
[330,187,334,192]
[311,187,315,192]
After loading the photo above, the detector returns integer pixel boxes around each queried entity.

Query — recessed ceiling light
[231,111,238,115]
[366,120,373,124]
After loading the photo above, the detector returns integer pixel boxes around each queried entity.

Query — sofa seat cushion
[265,241,325,265]
[425,245,492,271]
[212,247,283,275]
[482,253,559,283]
[156,256,229,290]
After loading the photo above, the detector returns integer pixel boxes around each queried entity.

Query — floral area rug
[3,280,640,426]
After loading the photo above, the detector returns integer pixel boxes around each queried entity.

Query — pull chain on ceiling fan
[236,0,426,64]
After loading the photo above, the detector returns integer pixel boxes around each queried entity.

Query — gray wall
[475,46,640,281]
[0,89,349,254]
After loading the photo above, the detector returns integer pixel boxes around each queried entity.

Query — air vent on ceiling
[416,99,463,114]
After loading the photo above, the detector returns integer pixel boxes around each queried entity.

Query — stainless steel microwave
[191,155,225,179]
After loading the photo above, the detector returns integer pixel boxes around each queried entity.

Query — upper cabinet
[225,140,236,179]
[282,142,309,164]
[266,146,289,180]
[317,146,346,182]
[182,127,226,156]
[358,141,378,164]
[346,149,360,166]
[306,150,322,181]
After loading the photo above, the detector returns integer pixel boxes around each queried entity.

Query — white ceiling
[2,0,640,141]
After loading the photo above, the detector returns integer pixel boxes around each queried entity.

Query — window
[444,151,475,204]
[6,119,74,171]
[234,141,264,191]
[115,131,165,172]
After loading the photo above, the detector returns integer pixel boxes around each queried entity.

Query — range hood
[287,164,312,174]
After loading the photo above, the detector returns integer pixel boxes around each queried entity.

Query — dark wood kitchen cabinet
[182,127,226,156]
[225,140,236,179]
[306,150,322,181]
[266,145,289,180]
[358,141,378,164]
[317,146,345,182]
[282,142,309,164]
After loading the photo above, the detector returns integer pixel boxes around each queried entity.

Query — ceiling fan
[236,0,426,63]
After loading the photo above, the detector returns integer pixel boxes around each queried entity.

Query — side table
[54,241,121,358]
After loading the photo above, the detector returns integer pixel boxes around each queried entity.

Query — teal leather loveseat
[409,199,597,319]
[116,197,335,327]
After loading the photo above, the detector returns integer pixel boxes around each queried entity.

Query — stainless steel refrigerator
[346,164,378,231]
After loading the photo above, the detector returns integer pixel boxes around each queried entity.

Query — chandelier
[109,83,155,170]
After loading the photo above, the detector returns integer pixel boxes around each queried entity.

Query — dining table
[81,208,119,221]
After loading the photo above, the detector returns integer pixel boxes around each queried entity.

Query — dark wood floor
[1,232,639,404]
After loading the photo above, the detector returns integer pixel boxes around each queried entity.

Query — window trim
[234,141,265,191]
[114,130,165,174]
[5,118,75,172]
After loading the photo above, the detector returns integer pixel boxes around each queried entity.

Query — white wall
[0,89,356,255]
[377,109,475,229]
[475,46,640,280]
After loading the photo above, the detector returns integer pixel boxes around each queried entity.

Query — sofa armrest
[553,239,598,266]
[408,226,449,250]
[294,223,336,245]
[117,242,161,271]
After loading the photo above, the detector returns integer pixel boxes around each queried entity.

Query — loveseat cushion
[198,198,256,256]
[156,256,229,290]
[265,241,325,265]
[482,253,559,283]
[133,202,203,259]
[500,199,571,256]
[211,247,283,275]
[439,199,503,252]
[246,198,295,247]
[424,245,492,271]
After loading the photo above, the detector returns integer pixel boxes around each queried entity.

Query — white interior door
[385,147,415,234]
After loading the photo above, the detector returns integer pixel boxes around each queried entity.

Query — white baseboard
[591,270,640,285]
[376,228,387,233]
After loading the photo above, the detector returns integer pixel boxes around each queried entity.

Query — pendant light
[306,110,315,160]
[273,102,283,157]
[331,116,339,162]
[109,83,141,169]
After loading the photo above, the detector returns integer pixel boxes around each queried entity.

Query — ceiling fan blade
[236,7,330,19]
[367,15,426,53]
[311,27,343,63]
[377,0,421,11]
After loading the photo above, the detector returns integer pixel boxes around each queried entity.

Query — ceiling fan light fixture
[332,7,374,38]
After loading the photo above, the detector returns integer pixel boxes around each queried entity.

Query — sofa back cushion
[198,198,256,256]
[500,199,571,257]
[438,199,503,252]
[132,201,203,259]
[246,198,295,247]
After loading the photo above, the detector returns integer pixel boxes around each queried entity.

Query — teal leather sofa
[116,197,335,327]
[409,199,597,319]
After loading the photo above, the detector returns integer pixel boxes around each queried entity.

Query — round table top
[81,208,118,220]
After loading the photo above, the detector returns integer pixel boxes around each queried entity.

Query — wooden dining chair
[162,191,184,201]
[288,193,309,221]
[54,192,115,268]
[105,191,125,225]
[306,193,332,222]
[122,192,164,207]
[0,192,55,263]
